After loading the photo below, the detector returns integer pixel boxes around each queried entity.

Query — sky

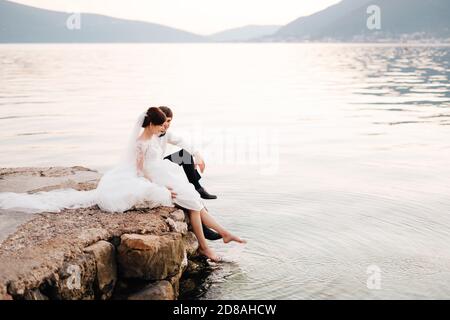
[9,0,341,35]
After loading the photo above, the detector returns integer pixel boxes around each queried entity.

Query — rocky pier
[0,166,208,300]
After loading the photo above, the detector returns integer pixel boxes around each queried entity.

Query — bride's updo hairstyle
[142,107,166,128]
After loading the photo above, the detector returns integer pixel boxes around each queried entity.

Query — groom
[158,106,222,241]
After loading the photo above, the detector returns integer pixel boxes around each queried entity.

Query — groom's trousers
[164,149,202,189]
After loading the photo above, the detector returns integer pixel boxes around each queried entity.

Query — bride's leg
[189,210,221,262]
[200,208,247,244]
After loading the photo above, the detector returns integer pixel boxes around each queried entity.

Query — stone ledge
[0,167,205,300]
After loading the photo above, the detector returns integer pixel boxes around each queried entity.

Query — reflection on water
[0,43,449,299]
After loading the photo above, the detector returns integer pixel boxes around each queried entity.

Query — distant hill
[271,0,450,42]
[0,0,207,43]
[208,25,281,42]
[2,0,449,43]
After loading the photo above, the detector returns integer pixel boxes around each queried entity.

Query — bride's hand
[167,187,177,199]
[194,154,206,173]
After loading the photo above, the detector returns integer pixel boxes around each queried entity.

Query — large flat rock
[0,166,102,243]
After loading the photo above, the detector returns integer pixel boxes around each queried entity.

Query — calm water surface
[1,43,449,299]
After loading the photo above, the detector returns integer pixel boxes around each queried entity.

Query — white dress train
[0,162,173,214]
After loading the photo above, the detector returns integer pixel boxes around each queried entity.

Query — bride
[0,107,245,262]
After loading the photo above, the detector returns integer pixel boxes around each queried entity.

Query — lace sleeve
[136,141,146,177]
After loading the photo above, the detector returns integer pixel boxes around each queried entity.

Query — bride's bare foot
[198,247,222,262]
[222,231,247,244]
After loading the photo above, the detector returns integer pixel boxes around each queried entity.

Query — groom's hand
[194,154,205,173]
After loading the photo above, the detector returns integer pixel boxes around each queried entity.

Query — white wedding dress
[137,133,204,211]
[0,113,204,214]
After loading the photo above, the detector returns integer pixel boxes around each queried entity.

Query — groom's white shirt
[159,131,199,159]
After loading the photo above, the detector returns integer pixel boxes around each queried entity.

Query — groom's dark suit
[164,149,201,189]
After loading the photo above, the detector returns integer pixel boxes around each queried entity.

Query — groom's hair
[142,107,166,127]
[159,106,173,118]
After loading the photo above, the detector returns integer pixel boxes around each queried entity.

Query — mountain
[2,0,449,43]
[208,25,281,42]
[0,0,207,43]
[272,0,450,42]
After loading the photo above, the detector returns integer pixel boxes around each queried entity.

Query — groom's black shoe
[202,224,222,241]
[196,187,217,200]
